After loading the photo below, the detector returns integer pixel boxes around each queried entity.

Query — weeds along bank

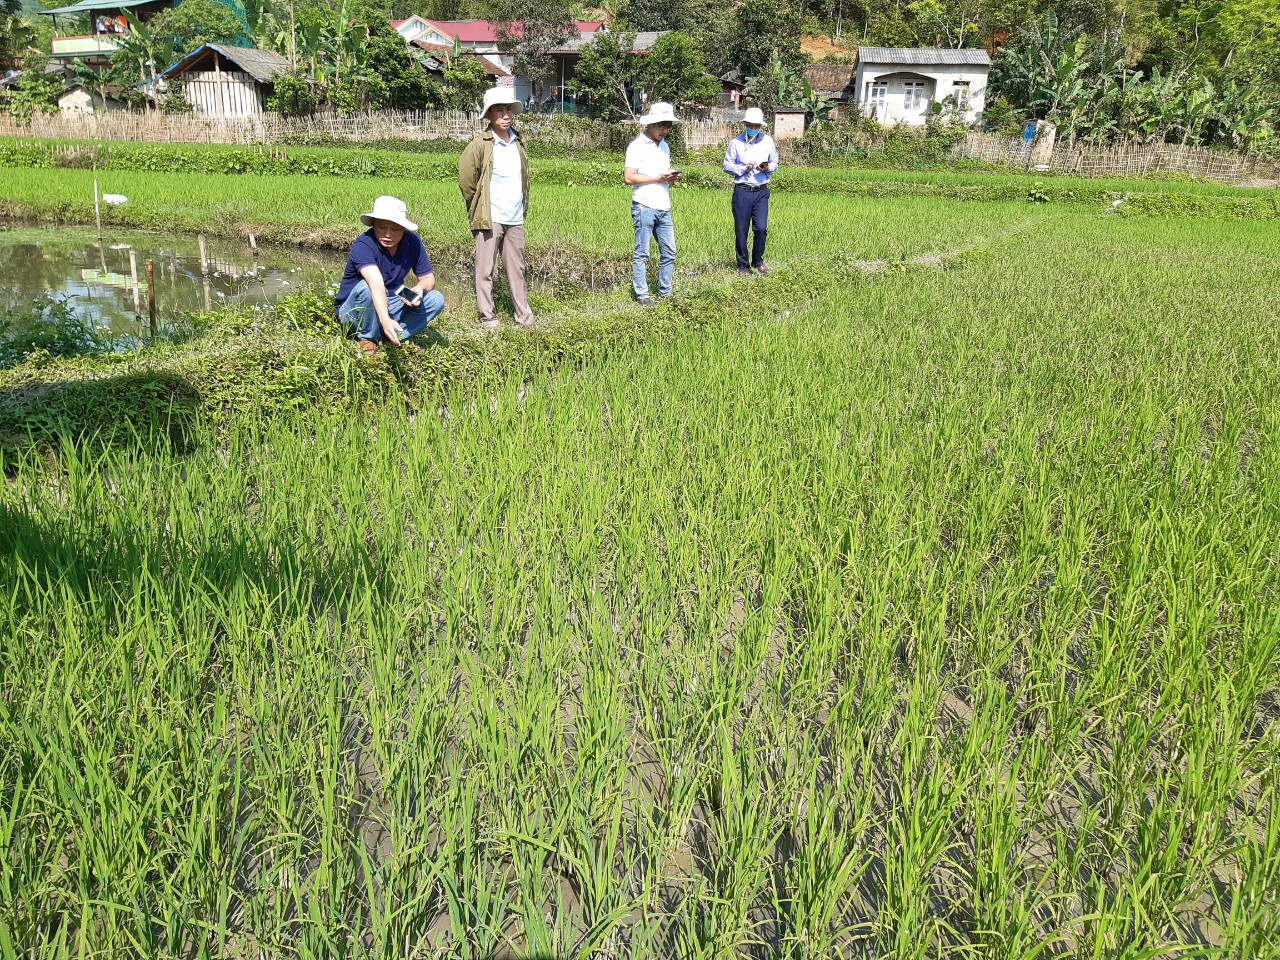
[3,214,1279,956]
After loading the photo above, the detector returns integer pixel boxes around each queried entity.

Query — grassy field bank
[0,166,1062,262]
[2,198,1278,956]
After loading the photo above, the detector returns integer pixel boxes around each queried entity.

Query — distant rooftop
[857,47,992,66]
[550,30,668,54]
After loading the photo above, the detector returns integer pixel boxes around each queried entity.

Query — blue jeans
[632,202,676,299]
[731,185,770,269]
[337,280,445,342]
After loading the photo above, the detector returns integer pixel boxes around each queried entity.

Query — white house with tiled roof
[854,47,991,125]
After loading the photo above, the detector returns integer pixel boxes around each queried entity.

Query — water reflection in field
[0,225,349,339]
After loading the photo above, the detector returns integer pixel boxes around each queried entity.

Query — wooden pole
[129,249,140,315]
[93,163,102,242]
[213,54,229,119]
[145,259,156,338]
[198,233,209,277]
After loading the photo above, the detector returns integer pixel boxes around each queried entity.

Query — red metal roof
[422,19,604,42]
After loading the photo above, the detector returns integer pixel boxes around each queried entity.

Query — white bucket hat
[637,102,679,125]
[481,86,521,121]
[743,107,766,125]
[360,195,418,232]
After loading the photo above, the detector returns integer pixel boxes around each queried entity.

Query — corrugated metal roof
[551,29,667,54]
[857,47,991,66]
[41,0,154,15]
[162,44,289,85]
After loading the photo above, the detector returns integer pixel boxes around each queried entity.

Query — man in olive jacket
[458,87,533,330]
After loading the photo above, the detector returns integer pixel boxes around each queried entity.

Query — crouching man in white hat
[459,86,533,330]
[723,107,778,276]
[335,195,445,355]
[624,102,681,306]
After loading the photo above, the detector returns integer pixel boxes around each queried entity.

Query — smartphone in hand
[397,285,422,307]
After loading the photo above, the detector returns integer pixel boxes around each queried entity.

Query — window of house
[903,81,927,112]
[866,81,887,108]
[953,80,971,111]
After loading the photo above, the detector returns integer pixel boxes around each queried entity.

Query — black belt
[735,183,768,191]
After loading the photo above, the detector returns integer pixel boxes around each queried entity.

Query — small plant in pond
[0,294,114,368]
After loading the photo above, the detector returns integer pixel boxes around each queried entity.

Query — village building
[409,40,512,86]
[854,47,991,125]
[40,0,174,65]
[390,18,606,103]
[803,64,857,117]
[159,43,289,118]
[58,81,130,114]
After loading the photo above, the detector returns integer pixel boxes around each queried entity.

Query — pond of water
[0,225,370,340]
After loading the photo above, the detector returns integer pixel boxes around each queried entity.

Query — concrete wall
[853,62,989,125]
[58,88,125,115]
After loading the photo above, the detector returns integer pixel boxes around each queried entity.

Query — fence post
[146,259,157,338]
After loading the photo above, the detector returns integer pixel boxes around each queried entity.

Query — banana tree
[113,11,177,110]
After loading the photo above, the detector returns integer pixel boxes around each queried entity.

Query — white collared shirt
[490,130,524,226]
[624,133,672,211]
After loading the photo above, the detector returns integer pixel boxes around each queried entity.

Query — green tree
[566,29,639,118]
[493,3,576,102]
[267,67,320,113]
[362,17,436,108]
[643,30,718,106]
[112,11,178,105]
[1,0,35,72]
[149,0,248,55]
[6,55,62,121]
[729,0,802,79]
[438,54,489,110]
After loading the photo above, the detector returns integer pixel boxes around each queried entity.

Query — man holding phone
[335,195,445,355]
[624,102,681,306]
[723,107,779,276]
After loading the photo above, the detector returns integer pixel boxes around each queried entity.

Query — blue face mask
[744,128,762,140]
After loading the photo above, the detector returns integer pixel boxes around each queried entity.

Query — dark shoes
[755,264,771,276]
[637,296,655,307]
[737,267,752,277]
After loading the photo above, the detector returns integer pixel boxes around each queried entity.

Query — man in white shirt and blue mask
[722,107,779,276]
[624,102,682,306]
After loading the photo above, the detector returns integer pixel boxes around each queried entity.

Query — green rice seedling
[2,200,1278,960]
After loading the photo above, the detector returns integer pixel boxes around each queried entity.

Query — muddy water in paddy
[0,224,468,342]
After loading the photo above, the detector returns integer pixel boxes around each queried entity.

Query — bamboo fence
[0,110,1274,182]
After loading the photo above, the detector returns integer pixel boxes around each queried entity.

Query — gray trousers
[474,223,533,325]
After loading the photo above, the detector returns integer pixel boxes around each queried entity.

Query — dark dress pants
[732,184,770,269]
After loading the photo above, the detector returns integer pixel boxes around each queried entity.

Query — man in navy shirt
[335,196,446,354]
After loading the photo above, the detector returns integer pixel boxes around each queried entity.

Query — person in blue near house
[335,196,446,355]
[722,107,779,276]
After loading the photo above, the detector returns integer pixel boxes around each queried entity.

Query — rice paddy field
[2,146,1280,958]
[0,166,1054,269]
